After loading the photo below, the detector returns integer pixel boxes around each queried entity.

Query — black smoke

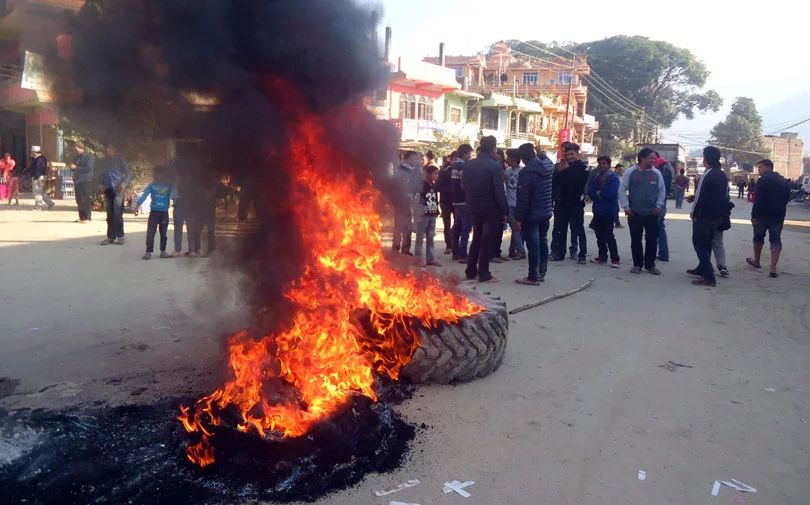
[40,0,398,328]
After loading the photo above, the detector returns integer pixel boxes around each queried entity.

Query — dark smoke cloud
[41,0,399,330]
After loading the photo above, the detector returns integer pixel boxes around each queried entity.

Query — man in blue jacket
[69,141,95,223]
[588,155,621,267]
[98,144,132,245]
[451,144,474,261]
[514,142,554,285]
[462,136,507,283]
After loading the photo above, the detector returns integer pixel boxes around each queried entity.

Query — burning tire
[401,293,508,384]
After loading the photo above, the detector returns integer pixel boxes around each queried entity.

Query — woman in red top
[2,153,18,205]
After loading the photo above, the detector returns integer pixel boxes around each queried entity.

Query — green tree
[709,97,769,167]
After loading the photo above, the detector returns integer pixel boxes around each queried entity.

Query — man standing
[29,146,54,210]
[514,143,554,285]
[551,143,588,263]
[686,146,729,287]
[746,159,791,278]
[673,168,690,209]
[436,151,455,254]
[736,178,747,199]
[613,163,625,228]
[392,151,423,256]
[463,136,507,283]
[653,152,674,262]
[98,144,131,245]
[588,156,621,268]
[451,144,474,261]
[70,142,95,223]
[504,149,526,260]
[618,148,665,275]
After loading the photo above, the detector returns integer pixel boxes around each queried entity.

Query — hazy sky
[372,0,810,148]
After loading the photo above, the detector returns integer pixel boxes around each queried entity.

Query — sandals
[746,257,761,269]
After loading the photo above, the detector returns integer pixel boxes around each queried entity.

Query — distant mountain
[761,89,810,148]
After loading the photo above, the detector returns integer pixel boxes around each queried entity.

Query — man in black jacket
[746,158,791,277]
[451,144,474,260]
[436,151,454,254]
[551,143,588,263]
[687,146,729,287]
[514,143,555,285]
[462,136,507,283]
[29,146,55,210]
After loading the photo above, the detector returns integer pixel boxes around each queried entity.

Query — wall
[763,135,804,179]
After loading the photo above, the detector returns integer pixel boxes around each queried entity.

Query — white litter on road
[711,481,721,496]
[389,502,420,505]
[443,480,475,497]
[711,478,757,496]
[637,470,646,481]
[374,479,420,497]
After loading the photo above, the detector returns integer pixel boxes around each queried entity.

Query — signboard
[21,51,53,102]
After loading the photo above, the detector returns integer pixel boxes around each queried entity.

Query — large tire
[400,293,508,384]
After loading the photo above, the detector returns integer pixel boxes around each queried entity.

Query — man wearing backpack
[746,159,791,278]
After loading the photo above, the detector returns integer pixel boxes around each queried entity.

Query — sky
[370,0,810,151]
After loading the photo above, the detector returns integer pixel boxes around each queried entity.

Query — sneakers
[100,238,114,246]
[692,279,716,287]
[591,257,607,264]
[615,224,625,229]
[630,266,642,274]
[425,260,441,267]
[577,258,587,265]
[479,277,500,284]
[142,252,151,260]
[610,259,620,269]
[646,267,662,275]
[160,251,170,259]
[511,253,526,260]
[549,256,564,262]
[718,267,729,277]
[686,268,701,276]
[515,277,541,286]
[114,237,125,245]
[656,256,670,262]
[490,257,504,264]
[444,248,453,255]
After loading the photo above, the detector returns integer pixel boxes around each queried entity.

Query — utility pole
[563,60,575,132]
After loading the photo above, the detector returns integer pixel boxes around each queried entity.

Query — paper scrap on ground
[711,481,721,496]
[638,470,646,481]
[443,480,475,498]
[711,478,757,496]
[374,479,420,497]
[389,502,420,505]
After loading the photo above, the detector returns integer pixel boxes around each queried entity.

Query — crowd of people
[392,139,792,286]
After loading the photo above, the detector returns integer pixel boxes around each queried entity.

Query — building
[762,132,804,180]
[803,155,810,176]
[424,43,597,150]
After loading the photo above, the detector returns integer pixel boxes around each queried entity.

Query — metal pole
[563,61,575,132]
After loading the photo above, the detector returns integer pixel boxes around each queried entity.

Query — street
[1,196,809,504]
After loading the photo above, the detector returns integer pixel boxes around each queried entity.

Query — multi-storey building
[762,132,804,180]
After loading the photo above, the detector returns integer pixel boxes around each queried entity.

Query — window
[417,97,434,121]
[523,72,538,85]
[510,114,529,134]
[449,107,462,123]
[481,108,499,130]
[558,72,573,85]
[399,94,416,119]
[453,66,464,79]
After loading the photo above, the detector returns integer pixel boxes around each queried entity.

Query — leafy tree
[431,130,476,157]
[709,97,769,166]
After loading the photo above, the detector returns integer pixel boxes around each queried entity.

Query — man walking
[436,151,455,254]
[618,148,666,275]
[463,136,507,283]
[29,146,55,211]
[98,144,131,245]
[514,143,554,285]
[551,143,588,263]
[673,168,690,209]
[686,146,729,287]
[392,151,423,256]
[588,156,621,268]
[504,149,525,260]
[746,159,791,278]
[736,178,747,199]
[451,144,474,261]
[70,142,95,223]
[653,152,674,262]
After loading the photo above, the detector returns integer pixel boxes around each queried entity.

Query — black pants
[146,210,169,253]
[465,214,499,281]
[492,221,504,258]
[75,181,92,221]
[628,214,658,268]
[440,200,453,251]
[190,207,216,253]
[104,188,125,239]
[553,205,586,259]
[692,217,722,282]
[592,213,619,261]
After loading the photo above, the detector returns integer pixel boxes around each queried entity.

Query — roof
[481,93,541,113]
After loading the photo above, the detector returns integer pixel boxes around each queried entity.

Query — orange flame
[178,85,483,467]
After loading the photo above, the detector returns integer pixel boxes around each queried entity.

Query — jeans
[753,217,784,252]
[712,231,726,269]
[524,218,550,281]
[554,205,586,259]
[189,206,216,254]
[32,177,54,208]
[75,181,92,221]
[507,207,525,256]
[452,203,472,258]
[465,213,499,281]
[104,188,125,239]
[737,188,744,199]
[440,200,453,251]
[415,214,437,263]
[146,210,169,253]
[657,204,669,261]
[173,200,188,253]
[674,188,685,209]
[592,213,619,261]
[392,200,413,253]
[692,217,722,282]
[628,214,659,268]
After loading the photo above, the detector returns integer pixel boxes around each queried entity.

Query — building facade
[762,132,804,180]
